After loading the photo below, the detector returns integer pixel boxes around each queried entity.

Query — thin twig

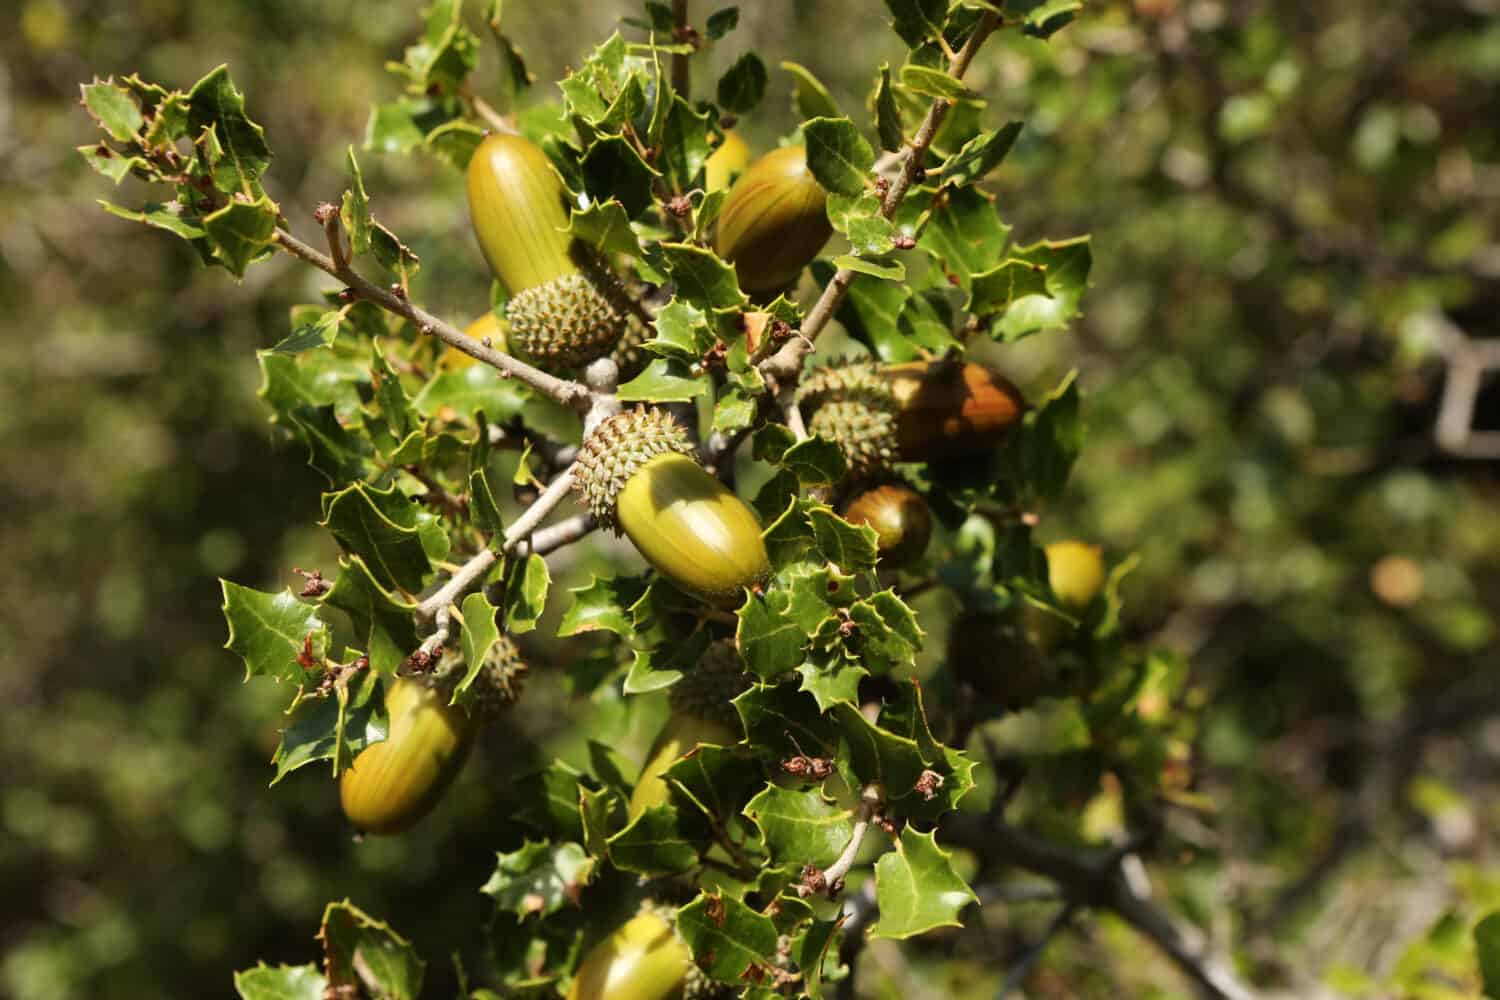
[998,899,1081,998]
[501,466,579,555]
[671,0,691,98]
[758,11,1001,384]
[417,548,499,622]
[459,85,519,136]
[272,226,591,411]
[508,512,596,559]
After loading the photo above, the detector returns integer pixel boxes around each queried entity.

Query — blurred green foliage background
[3,0,1499,996]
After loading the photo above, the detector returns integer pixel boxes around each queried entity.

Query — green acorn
[798,360,1027,474]
[841,482,933,569]
[339,676,473,834]
[1023,540,1107,650]
[339,638,527,834]
[715,145,833,295]
[570,909,723,1000]
[575,408,770,605]
[466,133,632,369]
[628,640,749,819]
[703,129,751,193]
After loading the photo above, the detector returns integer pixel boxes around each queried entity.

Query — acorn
[841,483,933,569]
[714,145,832,295]
[797,360,1027,474]
[882,360,1028,462]
[442,311,509,371]
[628,640,748,819]
[339,676,473,834]
[1023,540,1106,650]
[568,911,694,1000]
[946,613,1050,711]
[339,639,527,834]
[703,129,751,193]
[466,133,633,369]
[575,408,770,605]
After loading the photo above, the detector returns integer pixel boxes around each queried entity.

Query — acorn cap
[575,407,695,532]
[797,362,900,477]
[669,639,750,731]
[505,262,633,370]
[429,635,529,720]
[608,302,654,381]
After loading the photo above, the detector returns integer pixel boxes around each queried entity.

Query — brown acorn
[841,483,933,569]
[947,613,1051,711]
[797,360,1026,474]
[466,133,634,369]
[714,145,832,295]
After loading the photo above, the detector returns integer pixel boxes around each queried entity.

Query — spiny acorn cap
[608,306,653,381]
[575,407,695,532]
[505,262,632,370]
[425,636,529,720]
[797,362,901,476]
[669,639,749,732]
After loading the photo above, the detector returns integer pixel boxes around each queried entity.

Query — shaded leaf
[803,117,874,197]
[677,893,779,983]
[319,900,424,1000]
[481,840,594,919]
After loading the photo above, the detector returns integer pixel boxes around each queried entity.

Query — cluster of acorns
[335,126,1110,997]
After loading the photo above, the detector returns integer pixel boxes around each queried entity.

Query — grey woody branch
[272,225,592,411]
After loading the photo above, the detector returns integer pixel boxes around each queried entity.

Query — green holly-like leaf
[558,32,631,121]
[450,590,501,700]
[270,308,342,355]
[648,298,716,363]
[319,900,425,1000]
[412,364,530,423]
[202,194,279,277]
[321,556,420,676]
[833,702,928,798]
[186,65,272,196]
[874,64,905,151]
[833,254,905,281]
[781,62,842,120]
[899,65,974,102]
[845,590,923,673]
[737,588,808,680]
[743,785,855,868]
[916,184,1012,292]
[426,118,485,170]
[285,403,376,486]
[660,96,714,194]
[827,192,896,256]
[82,146,151,185]
[942,121,1023,187]
[782,437,848,487]
[469,466,504,537]
[802,117,874,197]
[393,0,480,91]
[792,920,845,1000]
[258,350,366,424]
[606,803,704,874]
[734,683,839,760]
[221,581,329,682]
[1001,370,1081,506]
[320,483,433,595]
[797,650,868,711]
[871,828,977,939]
[991,236,1092,341]
[481,840,595,920]
[510,761,588,841]
[569,199,641,258]
[338,146,372,256]
[1476,911,1500,998]
[370,221,420,281]
[660,242,749,312]
[663,744,760,821]
[579,785,617,858]
[364,100,427,154]
[558,574,647,638]
[616,358,711,403]
[966,258,1051,319]
[80,79,145,142]
[482,0,535,92]
[580,134,660,219]
[234,964,328,1000]
[706,7,740,39]
[1014,0,1082,38]
[718,52,768,113]
[809,506,881,571]
[271,664,383,783]
[677,893,779,983]
[503,552,550,634]
[623,629,712,695]
[883,0,948,46]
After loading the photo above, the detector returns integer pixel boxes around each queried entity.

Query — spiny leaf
[871,828,977,938]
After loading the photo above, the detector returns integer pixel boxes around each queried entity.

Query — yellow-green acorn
[576,408,770,605]
[628,640,748,819]
[798,360,1027,474]
[339,676,472,834]
[466,133,633,369]
[442,311,509,371]
[339,639,527,834]
[841,483,933,569]
[714,145,832,295]
[703,129,751,193]
[1023,540,1106,650]
[568,911,694,1000]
